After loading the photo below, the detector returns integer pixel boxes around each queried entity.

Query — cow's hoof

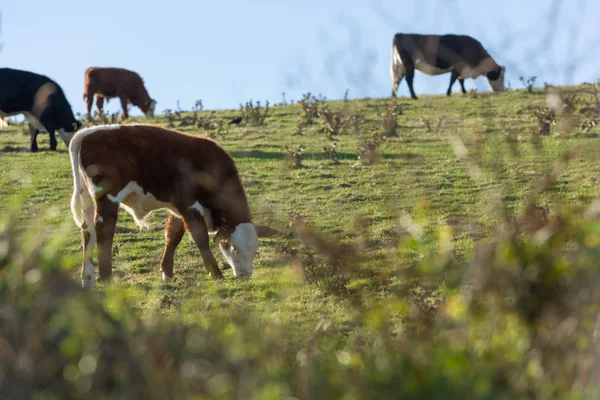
[162,272,173,281]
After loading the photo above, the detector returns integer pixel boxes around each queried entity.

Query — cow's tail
[69,130,94,230]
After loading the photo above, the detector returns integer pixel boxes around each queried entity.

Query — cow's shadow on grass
[1,145,69,154]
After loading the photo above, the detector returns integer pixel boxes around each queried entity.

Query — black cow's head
[57,119,83,147]
[486,66,506,92]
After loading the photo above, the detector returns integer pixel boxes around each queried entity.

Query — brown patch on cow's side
[79,125,252,230]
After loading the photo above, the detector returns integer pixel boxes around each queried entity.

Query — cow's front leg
[29,126,39,152]
[182,211,224,280]
[95,197,119,282]
[48,129,58,151]
[160,213,185,280]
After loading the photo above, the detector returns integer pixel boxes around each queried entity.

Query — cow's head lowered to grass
[144,99,157,119]
[214,224,278,278]
[486,65,506,92]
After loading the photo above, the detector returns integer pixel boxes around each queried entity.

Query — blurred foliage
[2,167,600,399]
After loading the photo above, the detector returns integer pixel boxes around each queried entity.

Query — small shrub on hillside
[295,118,305,136]
[298,93,320,124]
[193,110,218,130]
[420,116,446,134]
[240,100,269,126]
[520,75,537,93]
[357,133,386,165]
[346,112,364,134]
[284,144,306,169]
[319,104,344,139]
[163,108,174,127]
[322,141,340,165]
[531,107,556,135]
[192,99,203,112]
[380,99,399,137]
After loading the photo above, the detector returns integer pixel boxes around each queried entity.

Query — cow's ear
[254,225,278,238]
[213,228,232,245]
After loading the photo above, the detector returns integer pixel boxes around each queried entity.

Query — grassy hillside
[2,85,600,398]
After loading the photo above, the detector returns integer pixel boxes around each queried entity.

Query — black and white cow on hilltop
[0,68,82,152]
[390,33,506,99]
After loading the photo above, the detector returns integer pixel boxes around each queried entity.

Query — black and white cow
[0,68,82,152]
[390,33,506,99]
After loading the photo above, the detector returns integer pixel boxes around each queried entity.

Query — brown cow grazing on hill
[69,124,277,289]
[391,33,506,99]
[83,67,157,120]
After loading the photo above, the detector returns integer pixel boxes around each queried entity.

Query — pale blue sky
[2,0,599,116]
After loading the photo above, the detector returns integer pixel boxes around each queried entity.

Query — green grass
[2,87,599,310]
[2,85,600,397]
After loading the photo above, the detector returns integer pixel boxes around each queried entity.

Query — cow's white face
[487,66,506,92]
[144,100,157,119]
[218,223,260,278]
[57,128,75,146]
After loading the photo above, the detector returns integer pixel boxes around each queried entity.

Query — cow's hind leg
[29,125,39,152]
[160,213,185,281]
[397,49,418,99]
[390,62,405,98]
[447,70,460,96]
[95,197,119,282]
[182,211,224,280]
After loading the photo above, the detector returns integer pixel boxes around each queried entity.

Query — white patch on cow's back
[107,181,179,229]
[22,112,45,131]
[70,124,122,146]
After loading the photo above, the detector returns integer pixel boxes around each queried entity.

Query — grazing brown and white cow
[390,33,506,99]
[69,124,277,289]
[83,67,157,119]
